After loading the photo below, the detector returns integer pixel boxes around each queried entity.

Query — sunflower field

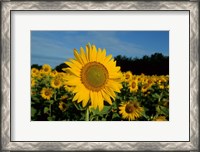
[31,44,169,121]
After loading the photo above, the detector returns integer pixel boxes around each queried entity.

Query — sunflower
[129,79,138,93]
[136,76,145,84]
[153,116,167,121]
[59,101,68,112]
[159,84,165,89]
[51,78,62,89]
[50,70,58,77]
[60,95,68,100]
[31,68,39,77]
[141,83,151,93]
[123,71,132,82]
[41,87,53,100]
[119,101,143,121]
[41,64,51,75]
[31,78,36,87]
[63,44,122,111]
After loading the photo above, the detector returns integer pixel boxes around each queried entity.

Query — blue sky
[31,31,169,68]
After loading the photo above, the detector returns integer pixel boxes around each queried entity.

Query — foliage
[31,65,169,121]
[114,53,169,75]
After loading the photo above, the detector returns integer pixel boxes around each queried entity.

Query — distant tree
[114,53,169,75]
[55,63,68,72]
[31,64,42,69]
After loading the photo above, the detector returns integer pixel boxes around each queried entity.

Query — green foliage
[114,53,169,75]
[31,65,169,121]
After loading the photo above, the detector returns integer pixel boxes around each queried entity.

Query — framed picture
[1,0,199,151]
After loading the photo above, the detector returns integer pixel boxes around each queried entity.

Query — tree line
[114,53,169,75]
[32,53,169,75]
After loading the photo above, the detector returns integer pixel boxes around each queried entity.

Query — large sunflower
[119,101,143,121]
[63,44,122,111]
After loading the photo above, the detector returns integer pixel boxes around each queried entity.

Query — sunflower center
[131,82,136,88]
[54,80,60,86]
[44,68,49,72]
[126,74,130,79]
[143,84,148,89]
[45,91,50,96]
[81,62,108,91]
[125,103,137,113]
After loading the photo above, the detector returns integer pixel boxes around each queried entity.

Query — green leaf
[31,96,40,102]
[44,107,49,114]
[112,113,120,119]
[73,102,86,111]
[152,93,160,99]
[31,107,37,117]
[90,106,111,116]
[48,100,54,104]
[47,117,53,121]
[141,110,149,120]
[159,106,169,116]
[156,106,161,113]
[101,118,107,121]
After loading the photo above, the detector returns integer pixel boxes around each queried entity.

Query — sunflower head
[141,83,151,93]
[63,43,122,111]
[129,79,138,93]
[31,68,39,77]
[153,115,167,121]
[119,100,143,121]
[51,78,62,89]
[41,64,51,74]
[31,78,36,87]
[59,101,68,112]
[41,87,53,100]
[123,71,132,82]
[50,70,58,77]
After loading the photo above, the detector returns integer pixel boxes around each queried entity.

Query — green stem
[54,92,57,101]
[49,104,52,117]
[85,107,89,121]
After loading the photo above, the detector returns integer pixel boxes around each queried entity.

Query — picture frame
[1,0,199,151]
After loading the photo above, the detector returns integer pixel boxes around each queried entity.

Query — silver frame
[1,1,199,151]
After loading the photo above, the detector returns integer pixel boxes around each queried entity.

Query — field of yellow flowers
[31,44,169,121]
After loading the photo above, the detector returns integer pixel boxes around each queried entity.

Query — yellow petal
[104,87,116,99]
[89,45,97,61]
[65,77,80,86]
[107,80,122,93]
[67,68,80,77]
[82,90,90,107]
[97,91,104,111]
[69,59,82,69]
[65,61,81,72]
[101,49,106,58]
[104,54,112,63]
[72,83,86,93]
[96,48,102,62]
[80,47,88,64]
[74,49,83,64]
[73,92,80,102]
[86,44,91,61]
[90,91,97,109]
[109,72,122,79]
[101,90,112,105]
